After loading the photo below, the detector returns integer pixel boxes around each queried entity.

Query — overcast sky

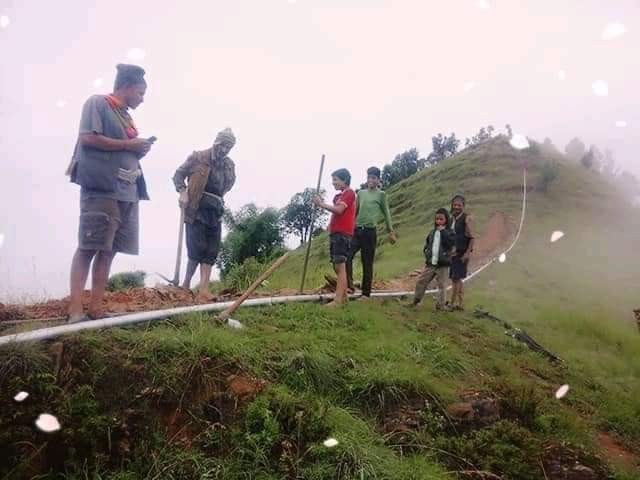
[0,0,638,300]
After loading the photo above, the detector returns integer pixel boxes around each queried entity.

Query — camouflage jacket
[173,147,236,224]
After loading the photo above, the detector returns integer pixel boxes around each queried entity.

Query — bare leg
[196,263,213,302]
[182,259,198,290]
[87,250,116,318]
[457,280,465,310]
[68,248,96,318]
[327,263,348,307]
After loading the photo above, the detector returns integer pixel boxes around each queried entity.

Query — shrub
[106,270,146,292]
[539,161,558,192]
[223,257,264,293]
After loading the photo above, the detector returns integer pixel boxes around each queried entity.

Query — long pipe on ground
[0,169,527,347]
[0,292,412,346]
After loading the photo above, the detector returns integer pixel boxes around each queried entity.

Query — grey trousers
[414,265,448,307]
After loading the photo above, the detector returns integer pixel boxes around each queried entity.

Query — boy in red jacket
[314,168,356,306]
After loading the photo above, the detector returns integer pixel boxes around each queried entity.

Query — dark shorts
[329,233,351,265]
[186,219,221,265]
[450,256,469,280]
[78,197,139,254]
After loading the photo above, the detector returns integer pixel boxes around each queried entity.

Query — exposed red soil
[0,286,197,323]
[596,432,639,472]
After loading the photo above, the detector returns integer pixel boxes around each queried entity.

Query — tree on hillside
[540,137,560,156]
[381,148,426,187]
[589,145,603,172]
[580,148,595,170]
[565,137,586,162]
[281,187,328,245]
[540,161,559,192]
[465,125,495,147]
[506,124,513,139]
[427,133,460,166]
[217,204,284,276]
[602,149,616,176]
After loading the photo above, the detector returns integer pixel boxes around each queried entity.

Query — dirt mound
[0,286,197,323]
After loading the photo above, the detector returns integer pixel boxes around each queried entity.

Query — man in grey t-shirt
[65,64,154,323]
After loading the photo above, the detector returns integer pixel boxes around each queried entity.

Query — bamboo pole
[217,252,291,321]
[298,154,325,293]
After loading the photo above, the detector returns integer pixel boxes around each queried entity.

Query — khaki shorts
[78,197,139,254]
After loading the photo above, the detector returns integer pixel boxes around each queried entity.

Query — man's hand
[388,231,397,244]
[312,195,324,207]
[461,252,470,263]
[125,138,152,156]
[179,190,189,208]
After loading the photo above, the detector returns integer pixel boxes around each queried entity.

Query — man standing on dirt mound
[449,194,475,311]
[65,64,154,323]
[173,128,236,302]
[346,167,397,299]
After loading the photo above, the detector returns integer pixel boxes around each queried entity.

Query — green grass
[2,138,639,479]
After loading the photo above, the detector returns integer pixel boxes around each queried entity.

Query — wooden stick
[217,252,291,321]
[171,208,186,286]
[298,154,326,294]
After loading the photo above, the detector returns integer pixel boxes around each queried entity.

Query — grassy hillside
[2,138,639,479]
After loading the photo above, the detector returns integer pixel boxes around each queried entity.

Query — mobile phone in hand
[148,136,157,143]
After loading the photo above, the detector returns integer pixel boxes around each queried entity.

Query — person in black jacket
[411,208,455,310]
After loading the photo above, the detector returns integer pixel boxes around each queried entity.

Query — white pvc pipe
[0,170,527,347]
[0,291,416,345]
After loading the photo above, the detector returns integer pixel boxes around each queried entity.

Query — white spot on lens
[555,384,570,399]
[498,253,506,263]
[14,391,29,402]
[0,233,4,248]
[463,81,475,93]
[592,80,609,97]
[324,438,339,448]
[601,23,626,41]
[35,413,61,433]
[92,78,104,89]
[56,99,66,108]
[557,70,566,81]
[0,15,10,29]
[615,120,627,128]
[509,134,530,150]
[550,231,564,243]
[475,0,490,10]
